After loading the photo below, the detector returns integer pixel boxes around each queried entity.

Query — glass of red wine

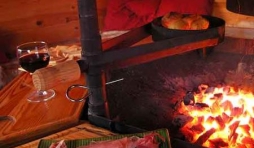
[17,41,55,102]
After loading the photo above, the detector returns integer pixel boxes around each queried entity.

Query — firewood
[209,138,228,148]
[221,112,232,123]
[228,121,240,140]
[221,100,233,112]
[222,86,230,94]
[197,116,204,123]
[180,127,194,142]
[194,128,216,145]
[206,116,215,124]
[215,115,225,130]
[239,124,251,137]
[198,84,208,93]
[204,86,215,94]
[230,106,244,117]
[183,91,195,105]
[241,137,254,144]
[190,124,205,134]
[230,133,238,145]
[236,144,248,148]
[195,102,209,108]
[213,93,223,100]
[172,115,193,128]
[210,100,221,114]
[250,117,254,131]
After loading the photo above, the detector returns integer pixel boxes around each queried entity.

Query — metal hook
[66,78,124,102]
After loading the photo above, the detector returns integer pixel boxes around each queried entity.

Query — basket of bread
[151,12,225,41]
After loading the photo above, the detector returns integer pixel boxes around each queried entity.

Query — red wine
[19,53,50,73]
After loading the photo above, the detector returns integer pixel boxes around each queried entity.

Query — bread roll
[190,17,209,30]
[182,14,201,26]
[161,12,209,30]
[161,12,186,29]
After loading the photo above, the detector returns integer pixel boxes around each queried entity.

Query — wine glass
[17,41,55,102]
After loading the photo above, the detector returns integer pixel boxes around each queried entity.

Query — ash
[106,48,254,135]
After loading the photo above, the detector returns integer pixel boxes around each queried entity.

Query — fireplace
[76,0,254,148]
[104,44,254,147]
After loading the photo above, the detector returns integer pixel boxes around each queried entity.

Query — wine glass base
[27,89,56,102]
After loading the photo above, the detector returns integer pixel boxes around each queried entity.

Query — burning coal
[177,84,254,148]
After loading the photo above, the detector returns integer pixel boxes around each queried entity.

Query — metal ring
[66,84,90,102]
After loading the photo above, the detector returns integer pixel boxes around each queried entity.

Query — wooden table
[17,121,116,148]
[0,72,86,147]
[0,30,144,148]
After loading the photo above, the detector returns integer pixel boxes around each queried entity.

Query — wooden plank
[0,0,78,21]
[0,0,108,55]
[0,21,81,55]
[213,0,254,39]
[213,0,254,29]
[0,72,86,147]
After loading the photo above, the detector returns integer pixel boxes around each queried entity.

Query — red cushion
[103,0,159,31]
[157,0,214,17]
[125,0,161,16]
[103,0,214,31]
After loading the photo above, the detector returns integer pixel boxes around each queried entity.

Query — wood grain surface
[17,121,116,148]
[213,0,254,39]
[1,0,254,56]
[0,0,108,55]
[0,72,86,147]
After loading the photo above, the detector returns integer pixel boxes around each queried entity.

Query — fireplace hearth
[104,45,254,147]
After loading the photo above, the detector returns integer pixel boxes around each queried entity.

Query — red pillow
[156,0,214,17]
[125,0,161,16]
[103,0,160,31]
[103,0,214,31]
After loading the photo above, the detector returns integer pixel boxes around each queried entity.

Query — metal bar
[102,25,150,51]
[107,38,219,70]
[77,0,108,118]
[90,27,223,67]
[88,114,147,134]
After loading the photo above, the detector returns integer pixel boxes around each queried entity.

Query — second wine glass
[17,41,55,102]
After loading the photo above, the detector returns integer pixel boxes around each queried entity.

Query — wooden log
[209,138,228,148]
[221,100,233,113]
[230,106,244,117]
[239,124,251,137]
[241,137,254,145]
[194,128,216,145]
[228,121,240,141]
[206,116,215,124]
[32,60,81,90]
[250,117,254,131]
[210,100,221,114]
[190,124,205,134]
[213,93,223,100]
[234,144,248,148]
[215,115,225,130]
[221,112,232,123]
[179,127,195,142]
[230,133,238,146]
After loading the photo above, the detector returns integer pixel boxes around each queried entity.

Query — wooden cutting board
[0,72,86,147]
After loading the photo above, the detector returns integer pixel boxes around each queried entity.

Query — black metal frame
[77,0,224,133]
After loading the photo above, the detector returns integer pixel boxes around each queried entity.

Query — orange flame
[178,84,254,148]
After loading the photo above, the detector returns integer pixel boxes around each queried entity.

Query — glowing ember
[178,84,254,148]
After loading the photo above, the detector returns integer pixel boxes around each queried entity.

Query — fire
[178,84,254,148]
